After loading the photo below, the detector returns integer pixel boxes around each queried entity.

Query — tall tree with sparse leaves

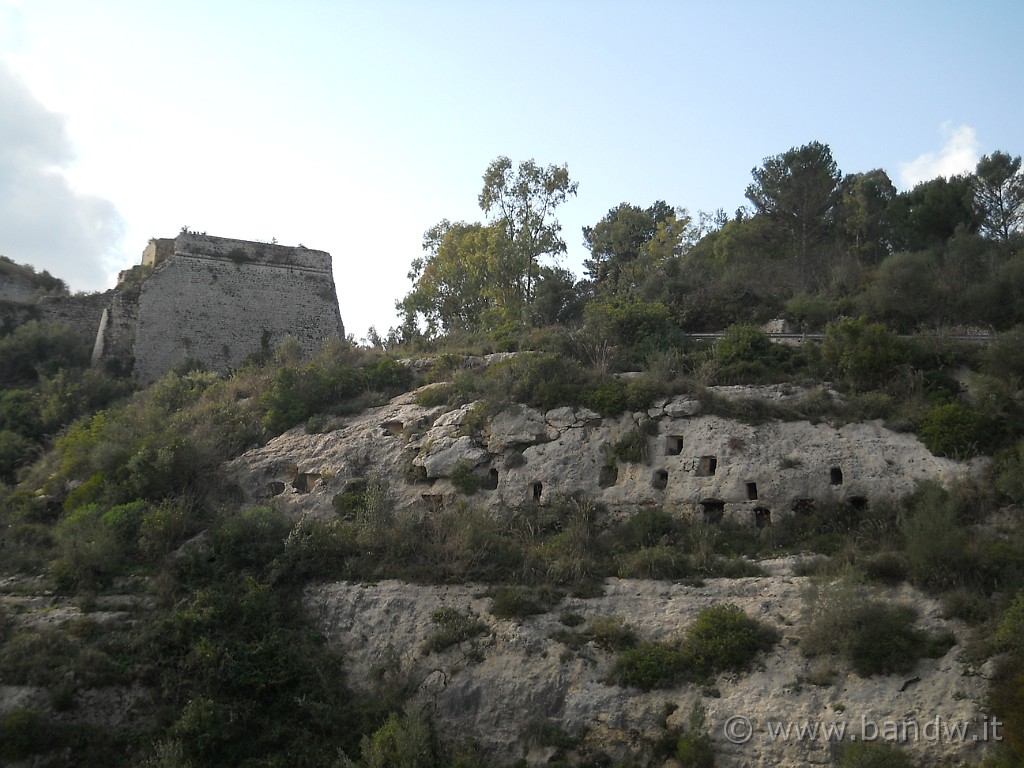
[479,156,578,305]
[399,157,577,337]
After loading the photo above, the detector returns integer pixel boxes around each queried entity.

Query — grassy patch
[422,607,489,654]
[485,585,563,620]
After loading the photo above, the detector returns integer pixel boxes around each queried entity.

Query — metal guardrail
[687,332,995,343]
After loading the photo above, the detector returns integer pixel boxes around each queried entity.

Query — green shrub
[333,477,370,518]
[982,325,1024,384]
[587,615,638,652]
[531,498,600,586]
[555,614,637,654]
[679,604,779,682]
[607,640,686,690]
[0,321,91,386]
[785,293,842,331]
[901,482,977,590]
[449,461,482,496]
[581,379,628,416]
[676,730,715,768]
[275,517,356,582]
[486,353,591,412]
[139,498,193,559]
[262,345,367,433]
[487,585,562,620]
[612,507,680,549]
[941,587,994,625]
[837,740,915,767]
[846,604,952,676]
[993,440,1024,506]
[364,356,413,393]
[822,317,909,392]
[559,611,585,627]
[413,383,452,407]
[607,421,655,464]
[616,546,688,579]
[624,378,662,412]
[988,662,1024,762]
[211,506,292,573]
[51,504,129,589]
[0,428,31,484]
[352,705,437,768]
[918,402,986,458]
[582,296,677,368]
[0,707,50,760]
[715,324,773,367]
[802,585,953,677]
[995,590,1024,656]
[861,551,910,585]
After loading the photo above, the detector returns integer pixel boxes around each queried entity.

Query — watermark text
[721,715,1002,745]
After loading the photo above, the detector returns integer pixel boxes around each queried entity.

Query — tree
[479,156,578,304]
[744,141,842,265]
[836,169,898,264]
[973,150,1024,242]
[397,220,502,336]
[889,175,978,251]
[583,202,664,286]
[530,266,587,326]
[399,157,577,337]
[583,202,696,296]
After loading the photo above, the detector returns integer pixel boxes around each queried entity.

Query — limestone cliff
[228,382,978,526]
[306,568,991,766]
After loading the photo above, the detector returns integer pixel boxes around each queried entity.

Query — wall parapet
[172,234,332,273]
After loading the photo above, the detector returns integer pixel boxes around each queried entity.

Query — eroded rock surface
[306,562,991,766]
[228,385,980,525]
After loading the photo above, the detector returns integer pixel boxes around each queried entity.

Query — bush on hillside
[918,402,987,458]
[822,317,909,391]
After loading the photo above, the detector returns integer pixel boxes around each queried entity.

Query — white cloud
[898,124,980,190]
[0,62,124,291]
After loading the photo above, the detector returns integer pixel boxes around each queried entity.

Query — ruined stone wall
[90,291,141,372]
[127,234,344,382]
[37,291,114,340]
[141,238,175,267]
[0,272,39,303]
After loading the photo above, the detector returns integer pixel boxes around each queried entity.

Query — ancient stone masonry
[94,233,345,382]
[39,291,115,340]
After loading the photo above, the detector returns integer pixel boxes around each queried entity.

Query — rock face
[228,385,979,526]
[305,564,991,766]
[94,233,346,382]
[229,383,992,765]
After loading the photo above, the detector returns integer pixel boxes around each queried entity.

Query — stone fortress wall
[38,291,115,338]
[93,233,345,382]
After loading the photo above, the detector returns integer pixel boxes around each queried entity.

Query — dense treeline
[390,144,1024,345]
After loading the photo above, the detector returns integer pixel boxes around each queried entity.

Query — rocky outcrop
[305,561,992,766]
[228,385,980,526]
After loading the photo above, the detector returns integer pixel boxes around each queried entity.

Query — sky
[1,1,1022,340]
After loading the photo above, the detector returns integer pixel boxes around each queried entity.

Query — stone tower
[92,233,345,382]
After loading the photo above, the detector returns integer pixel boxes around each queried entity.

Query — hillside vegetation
[2,142,1024,767]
